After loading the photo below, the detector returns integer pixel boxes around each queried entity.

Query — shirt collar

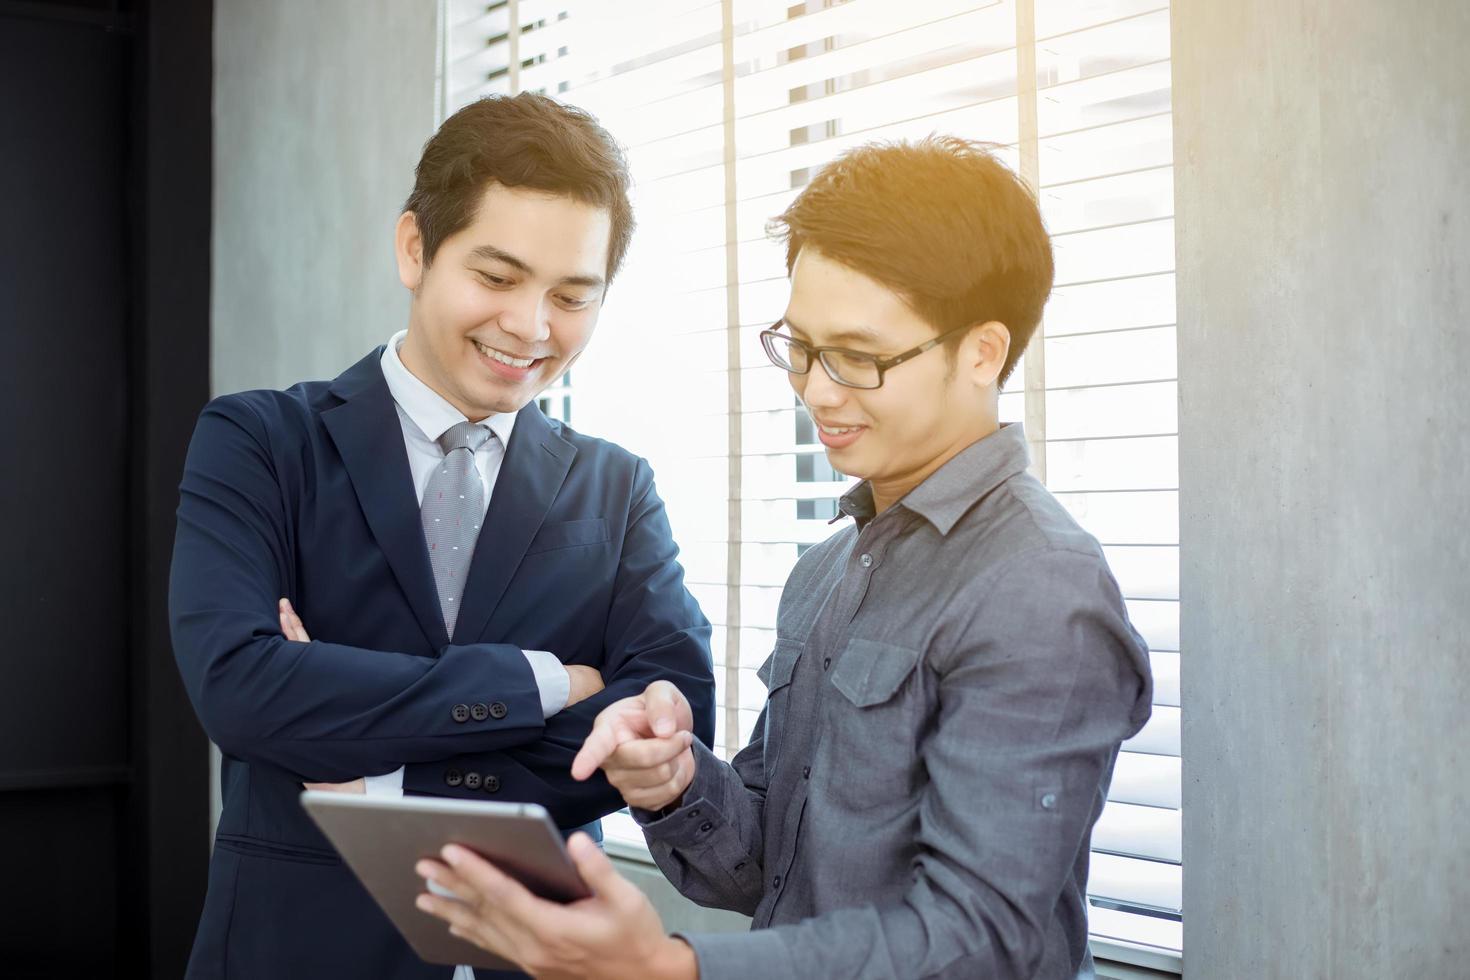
[837,423,1032,536]
[380,329,517,449]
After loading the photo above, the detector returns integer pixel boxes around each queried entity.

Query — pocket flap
[755,637,803,692]
[525,518,609,555]
[831,639,920,707]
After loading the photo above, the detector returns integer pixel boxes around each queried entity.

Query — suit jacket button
[488,701,508,720]
[470,702,490,722]
[451,703,470,723]
[483,775,500,794]
[464,772,482,790]
[445,768,463,787]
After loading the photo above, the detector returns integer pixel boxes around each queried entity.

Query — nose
[497,290,551,346]
[794,358,846,410]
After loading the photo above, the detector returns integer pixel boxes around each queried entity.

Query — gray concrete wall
[213,0,438,395]
[1173,2,1470,976]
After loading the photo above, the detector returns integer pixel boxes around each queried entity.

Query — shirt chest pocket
[830,638,921,707]
[754,636,803,776]
[824,639,926,794]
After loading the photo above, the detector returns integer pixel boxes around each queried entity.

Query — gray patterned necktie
[422,421,494,635]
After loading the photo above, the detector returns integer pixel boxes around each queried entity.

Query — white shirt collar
[380,329,518,449]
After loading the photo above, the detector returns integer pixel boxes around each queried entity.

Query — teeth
[820,424,863,435]
[474,341,535,368]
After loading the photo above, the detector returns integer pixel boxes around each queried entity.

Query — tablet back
[301,790,591,970]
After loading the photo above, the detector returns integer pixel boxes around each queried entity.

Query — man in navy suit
[169,93,715,979]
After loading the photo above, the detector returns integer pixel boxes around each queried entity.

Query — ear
[394,211,425,292]
[963,320,1012,389]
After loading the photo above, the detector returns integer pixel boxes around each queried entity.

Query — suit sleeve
[402,458,716,825]
[677,551,1151,980]
[169,395,547,782]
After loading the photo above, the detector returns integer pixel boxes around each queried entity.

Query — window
[444,0,1181,968]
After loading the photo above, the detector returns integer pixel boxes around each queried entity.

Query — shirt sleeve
[362,767,404,797]
[522,649,570,718]
[632,736,770,916]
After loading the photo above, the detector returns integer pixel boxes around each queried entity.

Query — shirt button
[464,772,483,790]
[1041,793,1058,810]
[822,657,831,671]
[450,703,470,723]
[699,821,713,833]
[484,775,501,794]
[488,701,508,719]
[470,702,490,722]
[772,875,782,890]
[802,766,811,780]
[444,768,463,787]
[860,553,873,567]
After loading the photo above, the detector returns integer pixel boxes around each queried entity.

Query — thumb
[645,681,688,738]
[567,832,624,900]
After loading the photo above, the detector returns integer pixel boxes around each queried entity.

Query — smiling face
[783,248,1011,512]
[394,182,613,421]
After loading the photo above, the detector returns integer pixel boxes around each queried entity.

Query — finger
[415,859,478,904]
[620,752,687,811]
[605,749,688,794]
[566,832,631,903]
[571,721,620,782]
[279,602,300,641]
[441,844,544,923]
[279,598,311,642]
[605,731,693,771]
[278,601,303,642]
[415,867,528,965]
[415,889,477,928]
[644,681,689,737]
[570,704,645,781]
[415,889,515,958]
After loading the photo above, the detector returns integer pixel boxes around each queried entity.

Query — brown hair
[770,137,1054,386]
[404,93,634,280]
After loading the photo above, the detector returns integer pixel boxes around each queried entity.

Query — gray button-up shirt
[637,424,1153,979]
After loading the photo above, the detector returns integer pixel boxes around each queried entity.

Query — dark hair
[404,93,634,280]
[769,137,1054,387]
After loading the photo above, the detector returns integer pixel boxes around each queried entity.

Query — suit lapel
[453,405,576,646]
[321,349,449,649]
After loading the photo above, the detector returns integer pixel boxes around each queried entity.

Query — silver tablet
[301,790,591,971]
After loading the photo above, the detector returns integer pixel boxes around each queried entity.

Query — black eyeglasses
[759,320,975,389]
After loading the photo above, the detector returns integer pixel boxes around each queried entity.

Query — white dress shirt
[362,330,570,800]
[373,330,571,980]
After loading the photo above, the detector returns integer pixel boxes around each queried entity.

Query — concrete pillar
[212,0,437,395]
[1173,2,1470,975]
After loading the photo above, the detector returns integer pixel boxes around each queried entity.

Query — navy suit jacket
[170,348,715,979]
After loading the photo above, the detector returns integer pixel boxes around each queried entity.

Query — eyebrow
[783,316,883,347]
[468,244,606,290]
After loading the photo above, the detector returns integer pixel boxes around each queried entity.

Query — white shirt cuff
[522,649,569,718]
[363,767,404,797]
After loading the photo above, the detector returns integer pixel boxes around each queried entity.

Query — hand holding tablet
[300,790,590,971]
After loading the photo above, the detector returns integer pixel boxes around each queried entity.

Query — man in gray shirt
[415,137,1154,980]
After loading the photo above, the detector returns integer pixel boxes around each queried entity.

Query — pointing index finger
[571,707,638,781]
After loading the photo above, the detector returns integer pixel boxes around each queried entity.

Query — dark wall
[0,0,211,975]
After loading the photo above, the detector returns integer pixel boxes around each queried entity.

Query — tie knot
[437,421,493,456]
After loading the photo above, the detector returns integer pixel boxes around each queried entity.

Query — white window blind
[443,0,1181,963]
